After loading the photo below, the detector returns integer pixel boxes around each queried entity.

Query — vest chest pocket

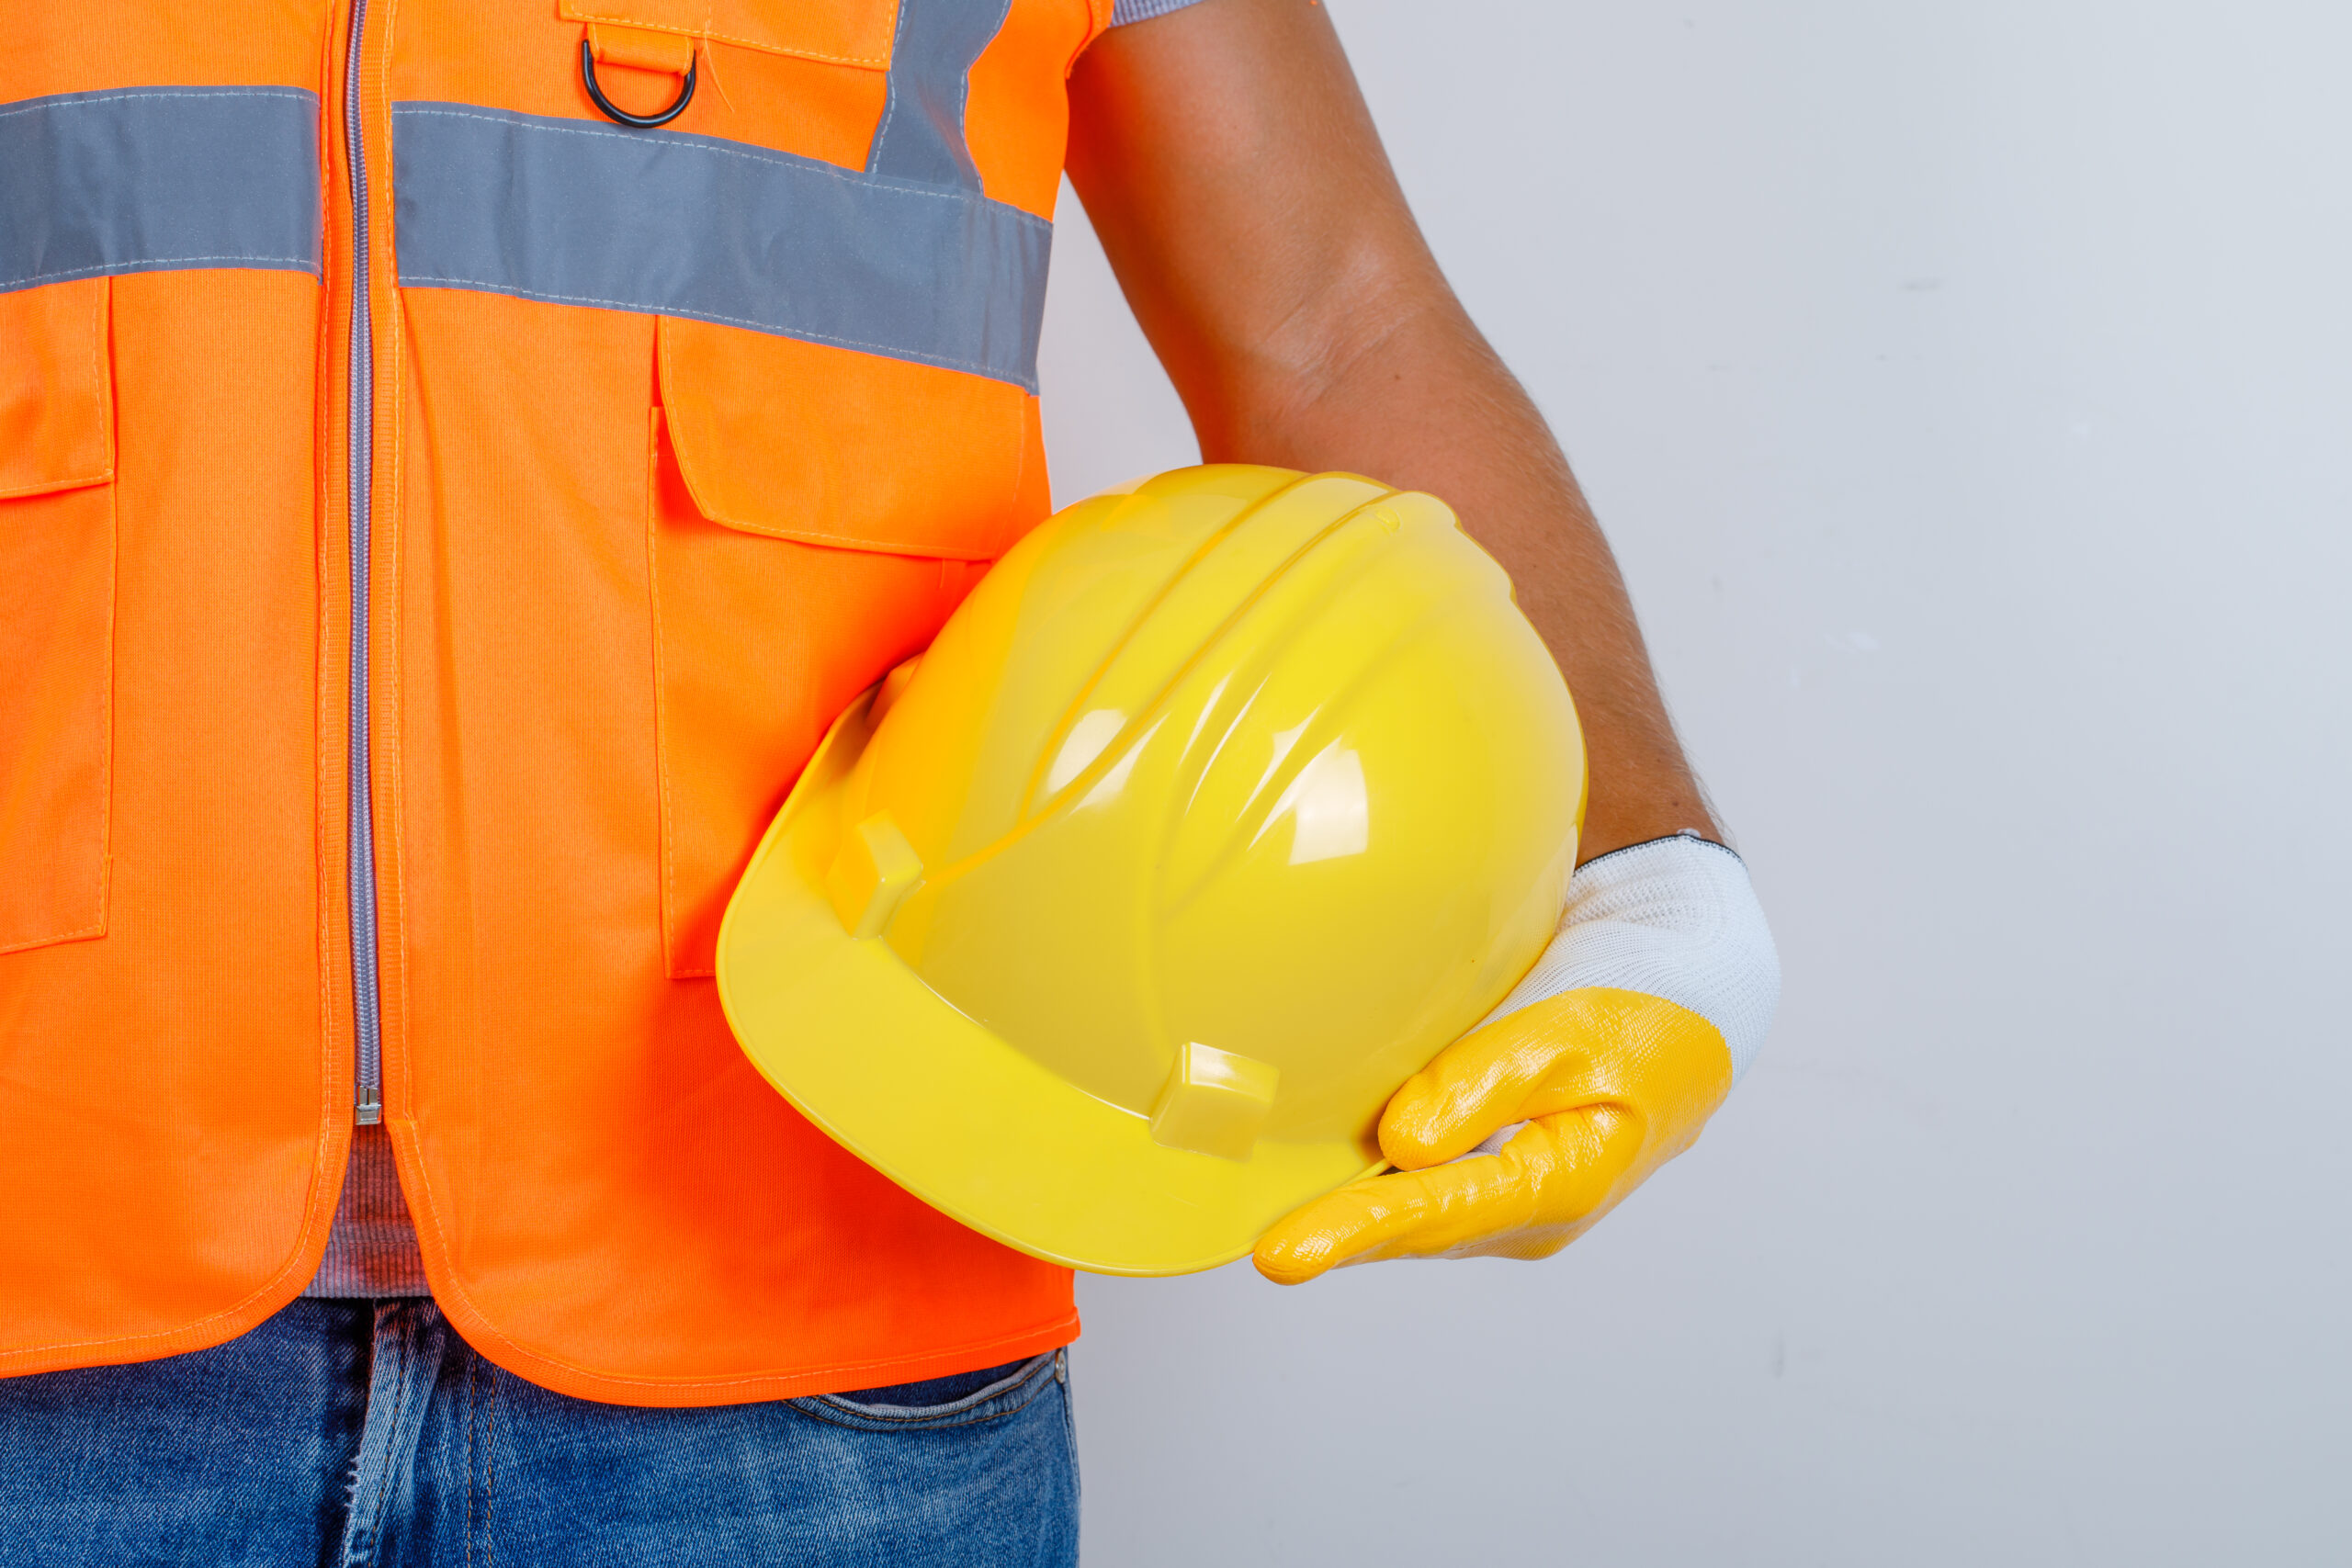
[645,316,1046,977]
[0,276,116,953]
[559,0,899,69]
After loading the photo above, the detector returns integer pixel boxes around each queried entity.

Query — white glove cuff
[1481,833,1781,1084]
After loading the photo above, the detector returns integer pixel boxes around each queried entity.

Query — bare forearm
[1069,0,1716,858]
[1193,281,1715,857]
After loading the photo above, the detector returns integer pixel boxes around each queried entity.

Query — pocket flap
[558,0,896,69]
[0,278,113,499]
[658,315,1045,563]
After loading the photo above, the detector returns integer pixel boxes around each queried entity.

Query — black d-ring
[581,38,696,129]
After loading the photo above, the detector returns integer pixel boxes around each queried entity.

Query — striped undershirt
[1109,0,1211,26]
[303,1125,430,1298]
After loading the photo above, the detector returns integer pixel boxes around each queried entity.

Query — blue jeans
[0,1299,1078,1566]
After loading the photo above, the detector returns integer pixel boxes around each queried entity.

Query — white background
[1040,4,2352,1562]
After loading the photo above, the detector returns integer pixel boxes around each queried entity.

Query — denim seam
[817,1351,1055,1420]
[784,1386,1047,1433]
[484,1369,500,1568]
[334,1444,369,1567]
[1057,1352,1078,1506]
[462,1353,476,1568]
[345,1309,419,1568]
[786,1359,1058,1433]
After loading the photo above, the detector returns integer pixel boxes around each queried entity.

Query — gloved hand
[1254,833,1779,1283]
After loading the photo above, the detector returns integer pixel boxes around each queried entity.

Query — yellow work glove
[1256,834,1777,1282]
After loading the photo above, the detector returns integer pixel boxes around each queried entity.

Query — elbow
[1182,249,1475,462]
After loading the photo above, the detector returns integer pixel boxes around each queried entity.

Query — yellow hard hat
[715,465,1585,1276]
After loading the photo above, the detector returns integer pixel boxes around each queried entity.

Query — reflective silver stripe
[0,86,322,293]
[390,0,1037,384]
[390,103,1048,390]
[866,0,1013,189]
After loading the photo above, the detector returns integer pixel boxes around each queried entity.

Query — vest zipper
[343,0,384,1126]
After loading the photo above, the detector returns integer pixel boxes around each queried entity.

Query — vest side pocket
[656,314,1040,562]
[646,319,1046,977]
[0,276,117,953]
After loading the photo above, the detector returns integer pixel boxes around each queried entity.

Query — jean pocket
[789,1349,1063,1433]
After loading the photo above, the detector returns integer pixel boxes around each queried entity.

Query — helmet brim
[716,690,1384,1277]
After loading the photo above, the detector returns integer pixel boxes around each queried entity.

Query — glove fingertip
[1251,1230,1337,1287]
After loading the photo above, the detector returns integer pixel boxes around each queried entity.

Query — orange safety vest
[0,0,1105,1404]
